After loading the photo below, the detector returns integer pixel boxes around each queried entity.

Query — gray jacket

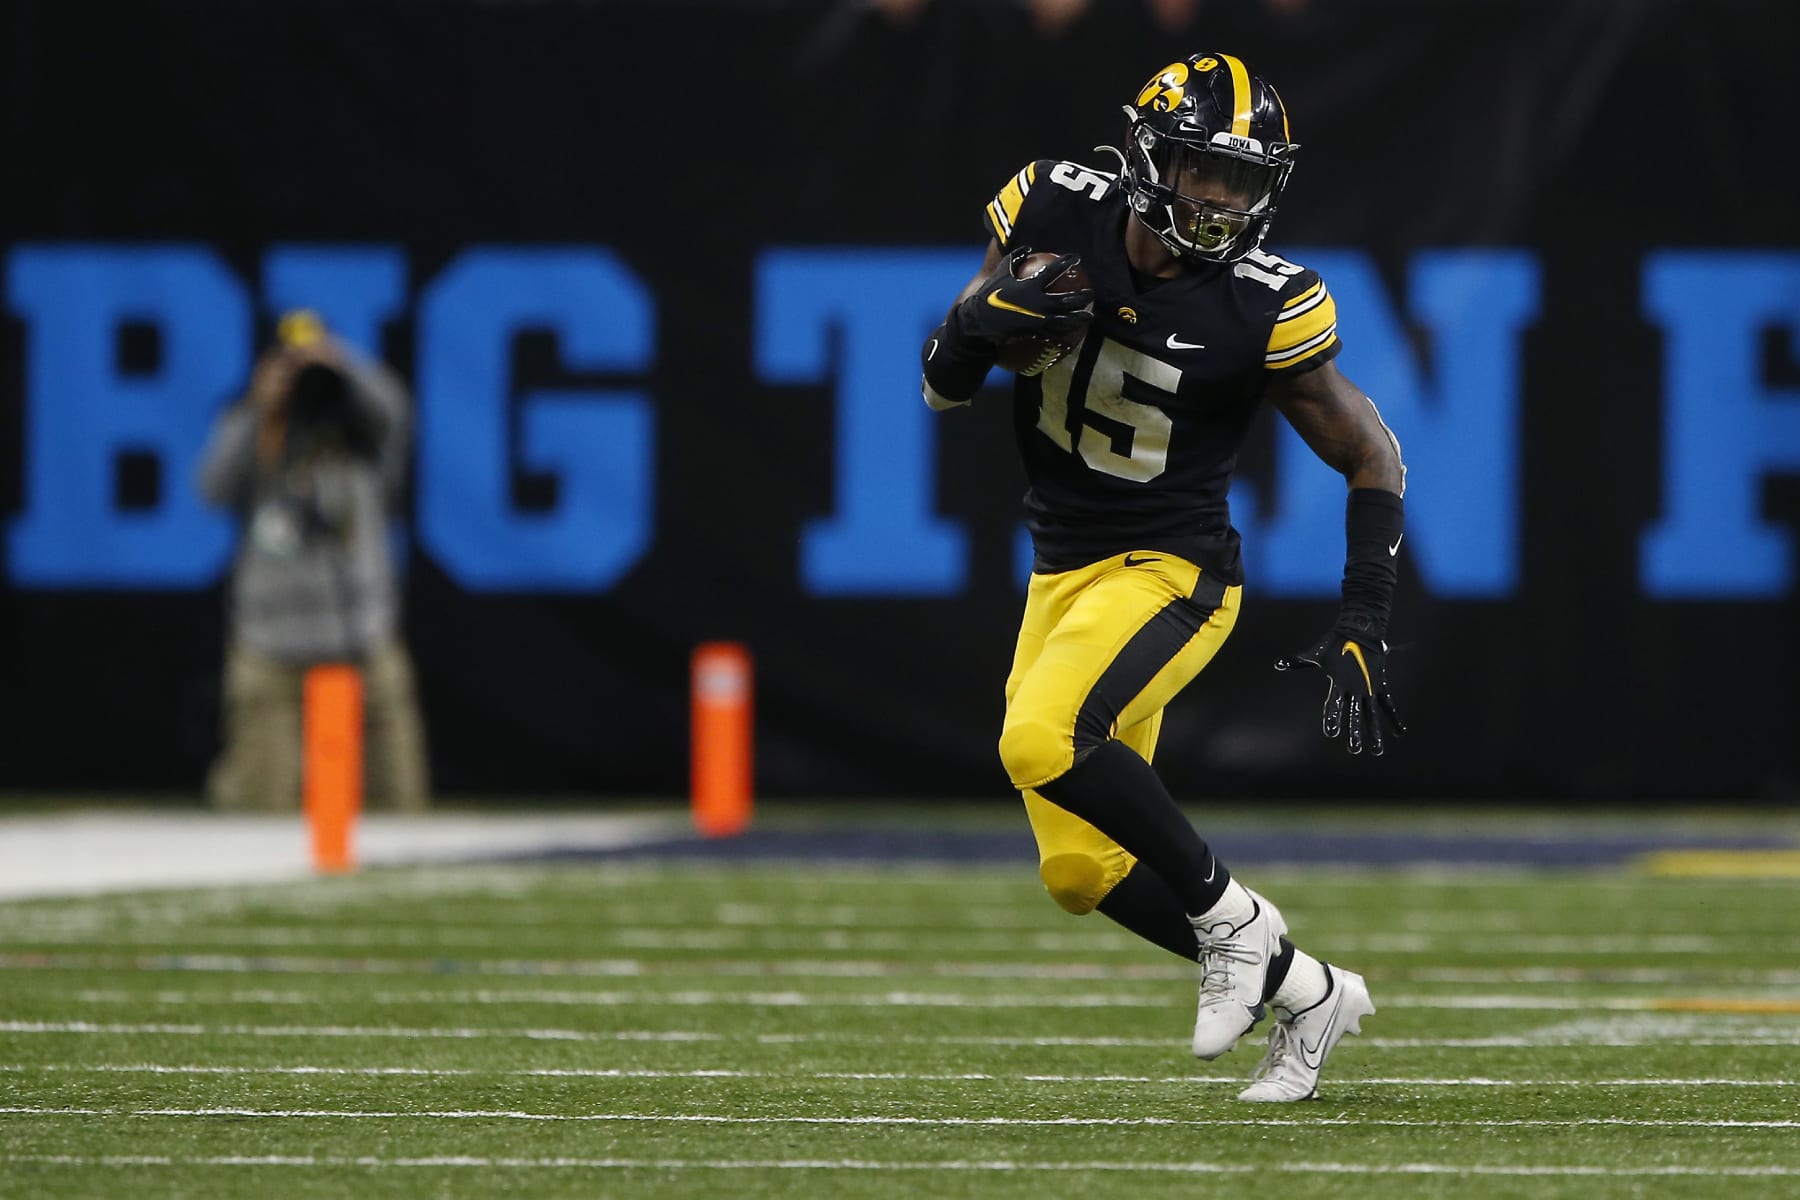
[198,356,410,664]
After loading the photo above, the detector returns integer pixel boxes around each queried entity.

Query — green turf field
[3,855,1798,1198]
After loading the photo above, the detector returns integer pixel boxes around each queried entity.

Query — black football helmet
[1110,53,1297,264]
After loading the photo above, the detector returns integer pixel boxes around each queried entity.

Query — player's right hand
[954,247,1095,343]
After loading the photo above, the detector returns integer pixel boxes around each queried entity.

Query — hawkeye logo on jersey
[1117,306,1139,324]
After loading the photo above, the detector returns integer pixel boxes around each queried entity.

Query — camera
[284,362,377,456]
[286,362,348,428]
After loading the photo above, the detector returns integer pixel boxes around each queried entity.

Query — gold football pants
[999,551,1240,914]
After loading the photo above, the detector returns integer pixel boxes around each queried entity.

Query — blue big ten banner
[3,0,1797,799]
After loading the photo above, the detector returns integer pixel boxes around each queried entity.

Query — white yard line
[10,928,1785,957]
[54,987,1800,1013]
[3,1106,1798,1129]
[7,950,1800,987]
[1410,967,1800,984]
[70,988,1179,1009]
[5,904,1780,937]
[0,1021,720,1042]
[588,930,1791,953]
[2,1020,1795,1049]
[2,1154,1796,1177]
[3,1064,1794,1087]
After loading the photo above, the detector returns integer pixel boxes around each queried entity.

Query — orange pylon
[691,643,753,837]
[303,664,364,872]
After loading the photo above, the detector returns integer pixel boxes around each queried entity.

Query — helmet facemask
[1120,110,1295,264]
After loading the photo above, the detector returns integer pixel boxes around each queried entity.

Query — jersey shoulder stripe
[983,161,1042,245]
[1266,322,1339,368]
[1264,270,1340,370]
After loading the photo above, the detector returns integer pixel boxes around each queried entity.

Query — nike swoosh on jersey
[1122,554,1161,567]
[1165,334,1206,350]
[1388,534,1403,556]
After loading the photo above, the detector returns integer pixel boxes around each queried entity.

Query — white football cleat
[1236,964,1375,1102]
[1189,884,1287,1060]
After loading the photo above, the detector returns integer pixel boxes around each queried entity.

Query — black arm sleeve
[920,304,998,406]
[1335,487,1405,640]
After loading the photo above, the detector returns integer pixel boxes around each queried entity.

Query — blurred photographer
[197,310,429,812]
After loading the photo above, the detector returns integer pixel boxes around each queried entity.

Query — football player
[918,52,1406,1102]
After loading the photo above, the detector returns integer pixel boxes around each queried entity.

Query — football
[995,251,1093,376]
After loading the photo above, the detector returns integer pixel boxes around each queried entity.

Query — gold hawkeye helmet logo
[1135,62,1188,112]
[1117,306,1138,324]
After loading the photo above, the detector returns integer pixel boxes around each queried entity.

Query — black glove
[952,247,1094,344]
[1275,629,1406,756]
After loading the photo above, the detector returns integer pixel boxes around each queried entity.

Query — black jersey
[983,159,1342,583]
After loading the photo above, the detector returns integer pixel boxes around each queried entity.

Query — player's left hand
[1275,630,1406,756]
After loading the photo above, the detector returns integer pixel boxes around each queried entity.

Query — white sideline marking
[5,1106,1799,1129]
[3,1154,1798,1177]
[0,813,687,900]
[5,1153,1798,1177]
[5,1064,1795,1088]
[6,1020,1796,1049]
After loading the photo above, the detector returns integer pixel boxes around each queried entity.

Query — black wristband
[1336,487,1404,640]
[921,313,998,405]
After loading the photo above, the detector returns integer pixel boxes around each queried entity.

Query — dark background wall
[4,0,1797,801]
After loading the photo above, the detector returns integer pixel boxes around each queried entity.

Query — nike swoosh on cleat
[1165,334,1206,350]
[1296,988,1349,1064]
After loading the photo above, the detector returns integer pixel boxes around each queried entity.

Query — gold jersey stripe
[1278,287,1329,324]
[1280,280,1323,311]
[987,199,1011,241]
[1267,288,1338,352]
[993,162,1037,235]
[1221,54,1253,137]
[1266,325,1339,368]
